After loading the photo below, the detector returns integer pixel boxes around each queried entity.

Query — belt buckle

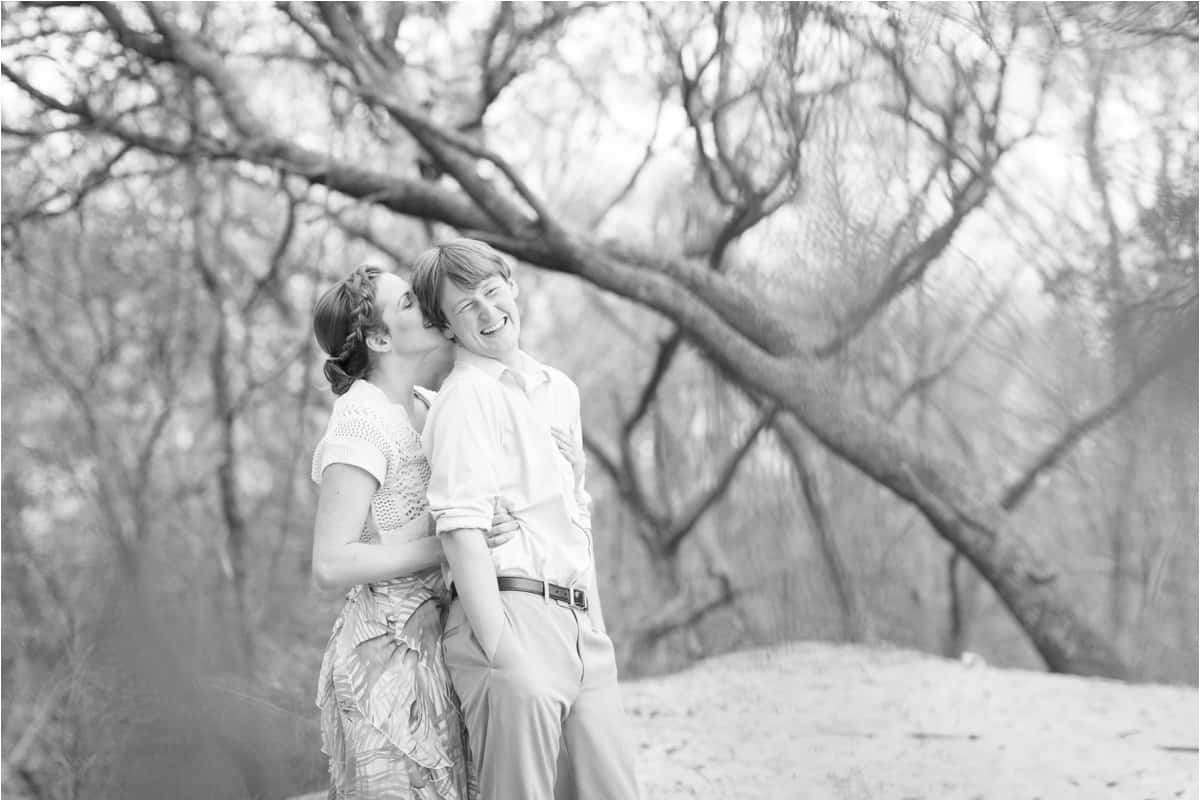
[567,583,586,611]
[551,582,573,611]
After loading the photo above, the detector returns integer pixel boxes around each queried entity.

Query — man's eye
[485,286,499,297]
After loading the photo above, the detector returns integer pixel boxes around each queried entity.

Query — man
[411,238,640,800]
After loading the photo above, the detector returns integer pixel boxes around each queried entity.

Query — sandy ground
[294,641,1197,799]
[622,642,1198,800]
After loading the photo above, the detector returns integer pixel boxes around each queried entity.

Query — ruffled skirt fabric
[317,575,475,799]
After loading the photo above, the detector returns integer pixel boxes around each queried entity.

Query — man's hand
[442,528,507,662]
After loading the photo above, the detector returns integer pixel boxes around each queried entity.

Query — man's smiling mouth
[481,316,508,335]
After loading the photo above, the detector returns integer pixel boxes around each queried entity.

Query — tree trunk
[773,416,868,642]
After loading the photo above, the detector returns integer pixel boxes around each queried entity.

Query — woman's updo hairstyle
[312,265,386,395]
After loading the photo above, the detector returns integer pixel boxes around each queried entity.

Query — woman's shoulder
[330,380,394,416]
[324,382,409,440]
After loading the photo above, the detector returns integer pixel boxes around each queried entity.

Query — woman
[309,264,515,799]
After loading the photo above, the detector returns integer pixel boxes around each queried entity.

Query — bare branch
[7,143,134,221]
[623,330,684,439]
[816,168,992,358]
[276,1,357,68]
[355,84,555,233]
[128,400,174,540]
[774,413,867,640]
[1082,58,1125,297]
[660,403,778,553]
[999,349,1181,511]
[621,580,742,648]
[885,279,1014,419]
[318,203,408,265]
[242,174,299,317]
[588,97,665,228]
[582,429,666,544]
[87,1,174,61]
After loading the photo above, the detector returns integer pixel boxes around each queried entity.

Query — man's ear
[365,330,391,353]
[440,325,456,343]
[508,277,519,300]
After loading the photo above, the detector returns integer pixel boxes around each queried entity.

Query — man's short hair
[410,238,512,331]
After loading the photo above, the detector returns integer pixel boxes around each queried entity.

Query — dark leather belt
[450,576,588,611]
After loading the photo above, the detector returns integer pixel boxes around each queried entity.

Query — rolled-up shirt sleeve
[423,380,501,535]
[311,405,389,486]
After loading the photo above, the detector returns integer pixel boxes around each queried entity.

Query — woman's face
[373,273,446,354]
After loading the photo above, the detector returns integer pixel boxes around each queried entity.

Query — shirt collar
[455,347,551,388]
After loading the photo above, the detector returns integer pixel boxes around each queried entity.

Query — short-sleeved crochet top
[310,379,434,544]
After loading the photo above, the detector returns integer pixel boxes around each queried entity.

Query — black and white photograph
[1,2,1197,799]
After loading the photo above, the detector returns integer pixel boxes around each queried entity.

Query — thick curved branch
[351,83,546,234]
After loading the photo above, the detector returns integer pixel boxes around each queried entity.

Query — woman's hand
[486,503,519,549]
[551,426,585,479]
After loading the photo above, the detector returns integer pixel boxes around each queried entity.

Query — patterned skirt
[317,574,476,799]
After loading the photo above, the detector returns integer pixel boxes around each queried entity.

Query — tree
[4,0,1195,682]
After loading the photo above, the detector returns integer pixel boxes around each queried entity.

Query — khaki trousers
[442,590,640,800]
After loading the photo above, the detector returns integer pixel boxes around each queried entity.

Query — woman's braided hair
[312,265,386,395]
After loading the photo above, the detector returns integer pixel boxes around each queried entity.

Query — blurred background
[2,2,1196,798]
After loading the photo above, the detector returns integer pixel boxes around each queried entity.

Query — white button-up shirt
[422,348,593,588]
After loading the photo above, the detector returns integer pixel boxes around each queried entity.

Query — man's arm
[424,381,509,656]
[441,526,506,659]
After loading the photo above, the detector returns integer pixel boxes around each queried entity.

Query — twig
[909,731,982,741]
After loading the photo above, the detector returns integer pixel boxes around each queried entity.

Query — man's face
[438,273,522,365]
